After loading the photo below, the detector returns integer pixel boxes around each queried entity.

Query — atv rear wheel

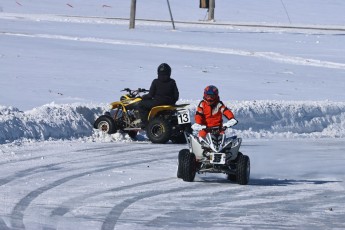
[146,117,172,144]
[236,153,250,185]
[94,115,117,134]
[181,152,196,182]
[177,149,189,178]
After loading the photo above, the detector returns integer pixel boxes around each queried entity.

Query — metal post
[129,0,136,29]
[166,0,175,30]
[280,0,292,24]
[208,0,215,21]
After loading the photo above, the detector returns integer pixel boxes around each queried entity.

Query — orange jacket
[195,100,234,127]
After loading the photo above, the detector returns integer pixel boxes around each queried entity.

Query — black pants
[138,99,170,124]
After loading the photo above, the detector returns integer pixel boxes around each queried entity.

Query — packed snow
[1,0,345,229]
[1,100,345,144]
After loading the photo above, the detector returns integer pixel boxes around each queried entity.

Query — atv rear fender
[148,105,176,120]
[148,104,189,120]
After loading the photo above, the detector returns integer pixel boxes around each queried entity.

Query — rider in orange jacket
[193,85,237,138]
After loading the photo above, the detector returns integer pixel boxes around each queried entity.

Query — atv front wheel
[177,149,189,178]
[236,153,250,185]
[93,115,117,134]
[146,117,172,144]
[181,152,196,182]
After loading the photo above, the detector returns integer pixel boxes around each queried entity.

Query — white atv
[177,120,250,185]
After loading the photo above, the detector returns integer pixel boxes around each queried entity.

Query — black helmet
[157,63,171,77]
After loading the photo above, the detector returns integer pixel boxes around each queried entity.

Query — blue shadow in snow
[248,178,342,186]
[194,175,341,186]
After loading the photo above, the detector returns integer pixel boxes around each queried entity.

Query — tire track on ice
[0,144,154,187]
[108,178,344,230]
[8,144,178,229]
[101,184,203,230]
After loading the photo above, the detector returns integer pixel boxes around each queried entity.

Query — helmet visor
[205,94,216,102]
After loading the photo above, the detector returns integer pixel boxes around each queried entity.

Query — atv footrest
[124,128,141,131]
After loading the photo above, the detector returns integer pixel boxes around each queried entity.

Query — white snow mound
[1,100,345,144]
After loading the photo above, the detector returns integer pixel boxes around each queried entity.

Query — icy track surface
[0,139,344,230]
[1,100,345,144]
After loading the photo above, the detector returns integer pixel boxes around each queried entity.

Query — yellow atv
[93,88,191,144]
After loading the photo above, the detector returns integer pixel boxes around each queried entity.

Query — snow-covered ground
[1,0,345,229]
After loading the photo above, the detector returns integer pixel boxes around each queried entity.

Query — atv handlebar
[121,88,129,92]
[139,88,149,93]
[121,88,149,97]
[121,88,149,92]
[203,126,227,134]
[191,125,227,133]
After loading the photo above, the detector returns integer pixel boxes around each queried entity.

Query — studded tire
[181,151,196,182]
[177,149,189,178]
[236,153,250,185]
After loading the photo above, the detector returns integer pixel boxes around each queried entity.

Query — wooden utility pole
[129,0,136,29]
[208,0,215,21]
[166,0,175,30]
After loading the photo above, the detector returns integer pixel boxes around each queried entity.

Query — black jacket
[142,74,179,105]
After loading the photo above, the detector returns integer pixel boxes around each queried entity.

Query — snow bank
[0,103,104,144]
[1,100,345,144]
[230,100,345,138]
[186,100,345,139]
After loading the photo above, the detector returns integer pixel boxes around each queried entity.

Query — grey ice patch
[0,7,3,12]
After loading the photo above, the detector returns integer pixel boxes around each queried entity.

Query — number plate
[210,153,226,164]
[177,109,191,124]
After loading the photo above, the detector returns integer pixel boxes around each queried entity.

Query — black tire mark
[102,181,325,230]
[0,144,157,187]
[0,142,153,167]
[9,156,177,229]
[0,163,61,186]
[50,178,174,217]
[0,156,45,167]
[73,144,155,153]
[101,184,204,230]
[0,152,115,188]
[0,217,10,230]
[49,177,233,228]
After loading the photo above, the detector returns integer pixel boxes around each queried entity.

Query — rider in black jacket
[138,63,179,127]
